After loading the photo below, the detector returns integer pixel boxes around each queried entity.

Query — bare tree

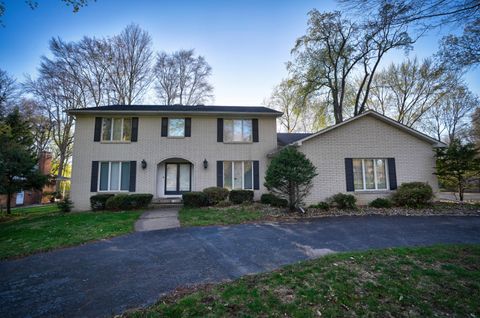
[289,8,412,124]
[0,69,18,116]
[18,98,52,156]
[104,24,154,105]
[153,49,214,105]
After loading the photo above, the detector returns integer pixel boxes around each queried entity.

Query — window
[223,119,252,142]
[168,118,185,137]
[223,161,253,190]
[101,118,132,141]
[353,159,388,191]
[98,161,131,191]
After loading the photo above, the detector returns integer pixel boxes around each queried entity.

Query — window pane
[233,120,243,141]
[364,159,375,189]
[244,161,253,189]
[224,120,233,142]
[99,162,109,191]
[112,118,122,140]
[168,118,185,137]
[179,164,191,191]
[375,159,387,189]
[102,118,112,141]
[122,118,132,141]
[353,159,363,190]
[224,162,232,190]
[166,164,177,192]
[242,120,252,142]
[110,162,120,190]
[234,161,242,189]
[121,162,130,191]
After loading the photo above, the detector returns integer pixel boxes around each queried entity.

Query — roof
[67,105,283,116]
[277,133,313,146]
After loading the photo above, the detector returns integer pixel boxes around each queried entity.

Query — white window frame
[223,119,253,143]
[98,161,130,192]
[354,159,389,191]
[167,118,186,138]
[223,161,253,190]
[101,117,132,142]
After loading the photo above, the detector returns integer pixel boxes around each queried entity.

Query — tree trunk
[56,153,66,195]
[459,181,464,202]
[288,182,296,212]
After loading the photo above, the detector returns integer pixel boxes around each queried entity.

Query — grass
[125,244,480,317]
[179,207,266,227]
[0,204,142,259]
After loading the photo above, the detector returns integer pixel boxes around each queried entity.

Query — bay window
[99,161,131,191]
[352,159,388,191]
[101,118,132,141]
[223,161,253,190]
[224,119,252,142]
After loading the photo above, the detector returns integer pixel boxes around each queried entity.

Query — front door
[165,163,191,195]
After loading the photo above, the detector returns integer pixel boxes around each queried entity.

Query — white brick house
[67,105,444,210]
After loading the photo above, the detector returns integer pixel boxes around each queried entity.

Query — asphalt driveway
[1,216,480,318]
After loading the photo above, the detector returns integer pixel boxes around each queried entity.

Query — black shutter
[217,118,223,142]
[185,117,191,137]
[90,161,99,192]
[129,161,137,192]
[252,119,259,142]
[253,160,260,190]
[94,117,102,142]
[131,117,139,142]
[161,117,168,137]
[388,158,397,190]
[216,161,223,187]
[345,158,354,192]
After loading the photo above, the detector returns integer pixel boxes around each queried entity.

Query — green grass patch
[125,245,480,317]
[0,205,142,259]
[179,207,265,227]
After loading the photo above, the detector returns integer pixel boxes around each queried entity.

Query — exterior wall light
[203,159,208,169]
[141,159,147,169]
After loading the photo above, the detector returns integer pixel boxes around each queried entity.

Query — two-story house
[68,105,443,211]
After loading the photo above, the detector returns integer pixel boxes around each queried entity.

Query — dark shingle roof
[68,105,282,116]
[277,133,313,146]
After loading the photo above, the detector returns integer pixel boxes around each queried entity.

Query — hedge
[229,190,254,204]
[90,194,115,211]
[203,187,229,205]
[183,192,208,207]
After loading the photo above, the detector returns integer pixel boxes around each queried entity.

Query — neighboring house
[67,105,444,211]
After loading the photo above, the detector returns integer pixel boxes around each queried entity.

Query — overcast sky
[1,0,478,106]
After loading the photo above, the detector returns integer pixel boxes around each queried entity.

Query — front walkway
[134,207,180,231]
[1,216,480,318]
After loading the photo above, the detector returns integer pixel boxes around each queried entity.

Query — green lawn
[179,207,266,227]
[0,204,142,259]
[125,245,480,317]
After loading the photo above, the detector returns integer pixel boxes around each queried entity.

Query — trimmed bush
[309,201,330,210]
[329,193,357,209]
[203,187,229,206]
[105,194,130,210]
[260,193,288,207]
[183,192,208,208]
[391,182,433,208]
[369,197,392,208]
[229,190,254,204]
[128,194,153,209]
[90,194,115,211]
[57,196,74,213]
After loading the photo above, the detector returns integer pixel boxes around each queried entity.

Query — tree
[18,98,52,156]
[367,57,447,127]
[471,107,480,148]
[0,69,18,116]
[435,140,480,201]
[153,49,214,105]
[290,8,412,124]
[0,108,48,214]
[264,147,318,211]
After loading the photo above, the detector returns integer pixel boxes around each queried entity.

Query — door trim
[164,163,192,195]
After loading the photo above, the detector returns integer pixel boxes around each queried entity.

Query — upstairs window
[353,159,388,191]
[223,119,252,142]
[168,118,185,137]
[101,118,132,141]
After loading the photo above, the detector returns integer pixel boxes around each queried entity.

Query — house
[67,105,443,211]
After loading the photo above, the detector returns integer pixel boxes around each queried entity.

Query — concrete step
[149,203,183,209]
[152,198,183,204]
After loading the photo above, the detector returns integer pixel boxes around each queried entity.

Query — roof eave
[67,109,283,117]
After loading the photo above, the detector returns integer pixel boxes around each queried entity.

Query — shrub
[391,182,433,207]
[90,194,115,211]
[215,200,232,208]
[183,192,208,208]
[57,196,73,213]
[329,193,357,209]
[128,194,153,209]
[271,197,288,208]
[229,190,254,204]
[203,187,229,206]
[309,201,330,210]
[105,194,130,210]
[369,197,392,208]
[260,193,288,207]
